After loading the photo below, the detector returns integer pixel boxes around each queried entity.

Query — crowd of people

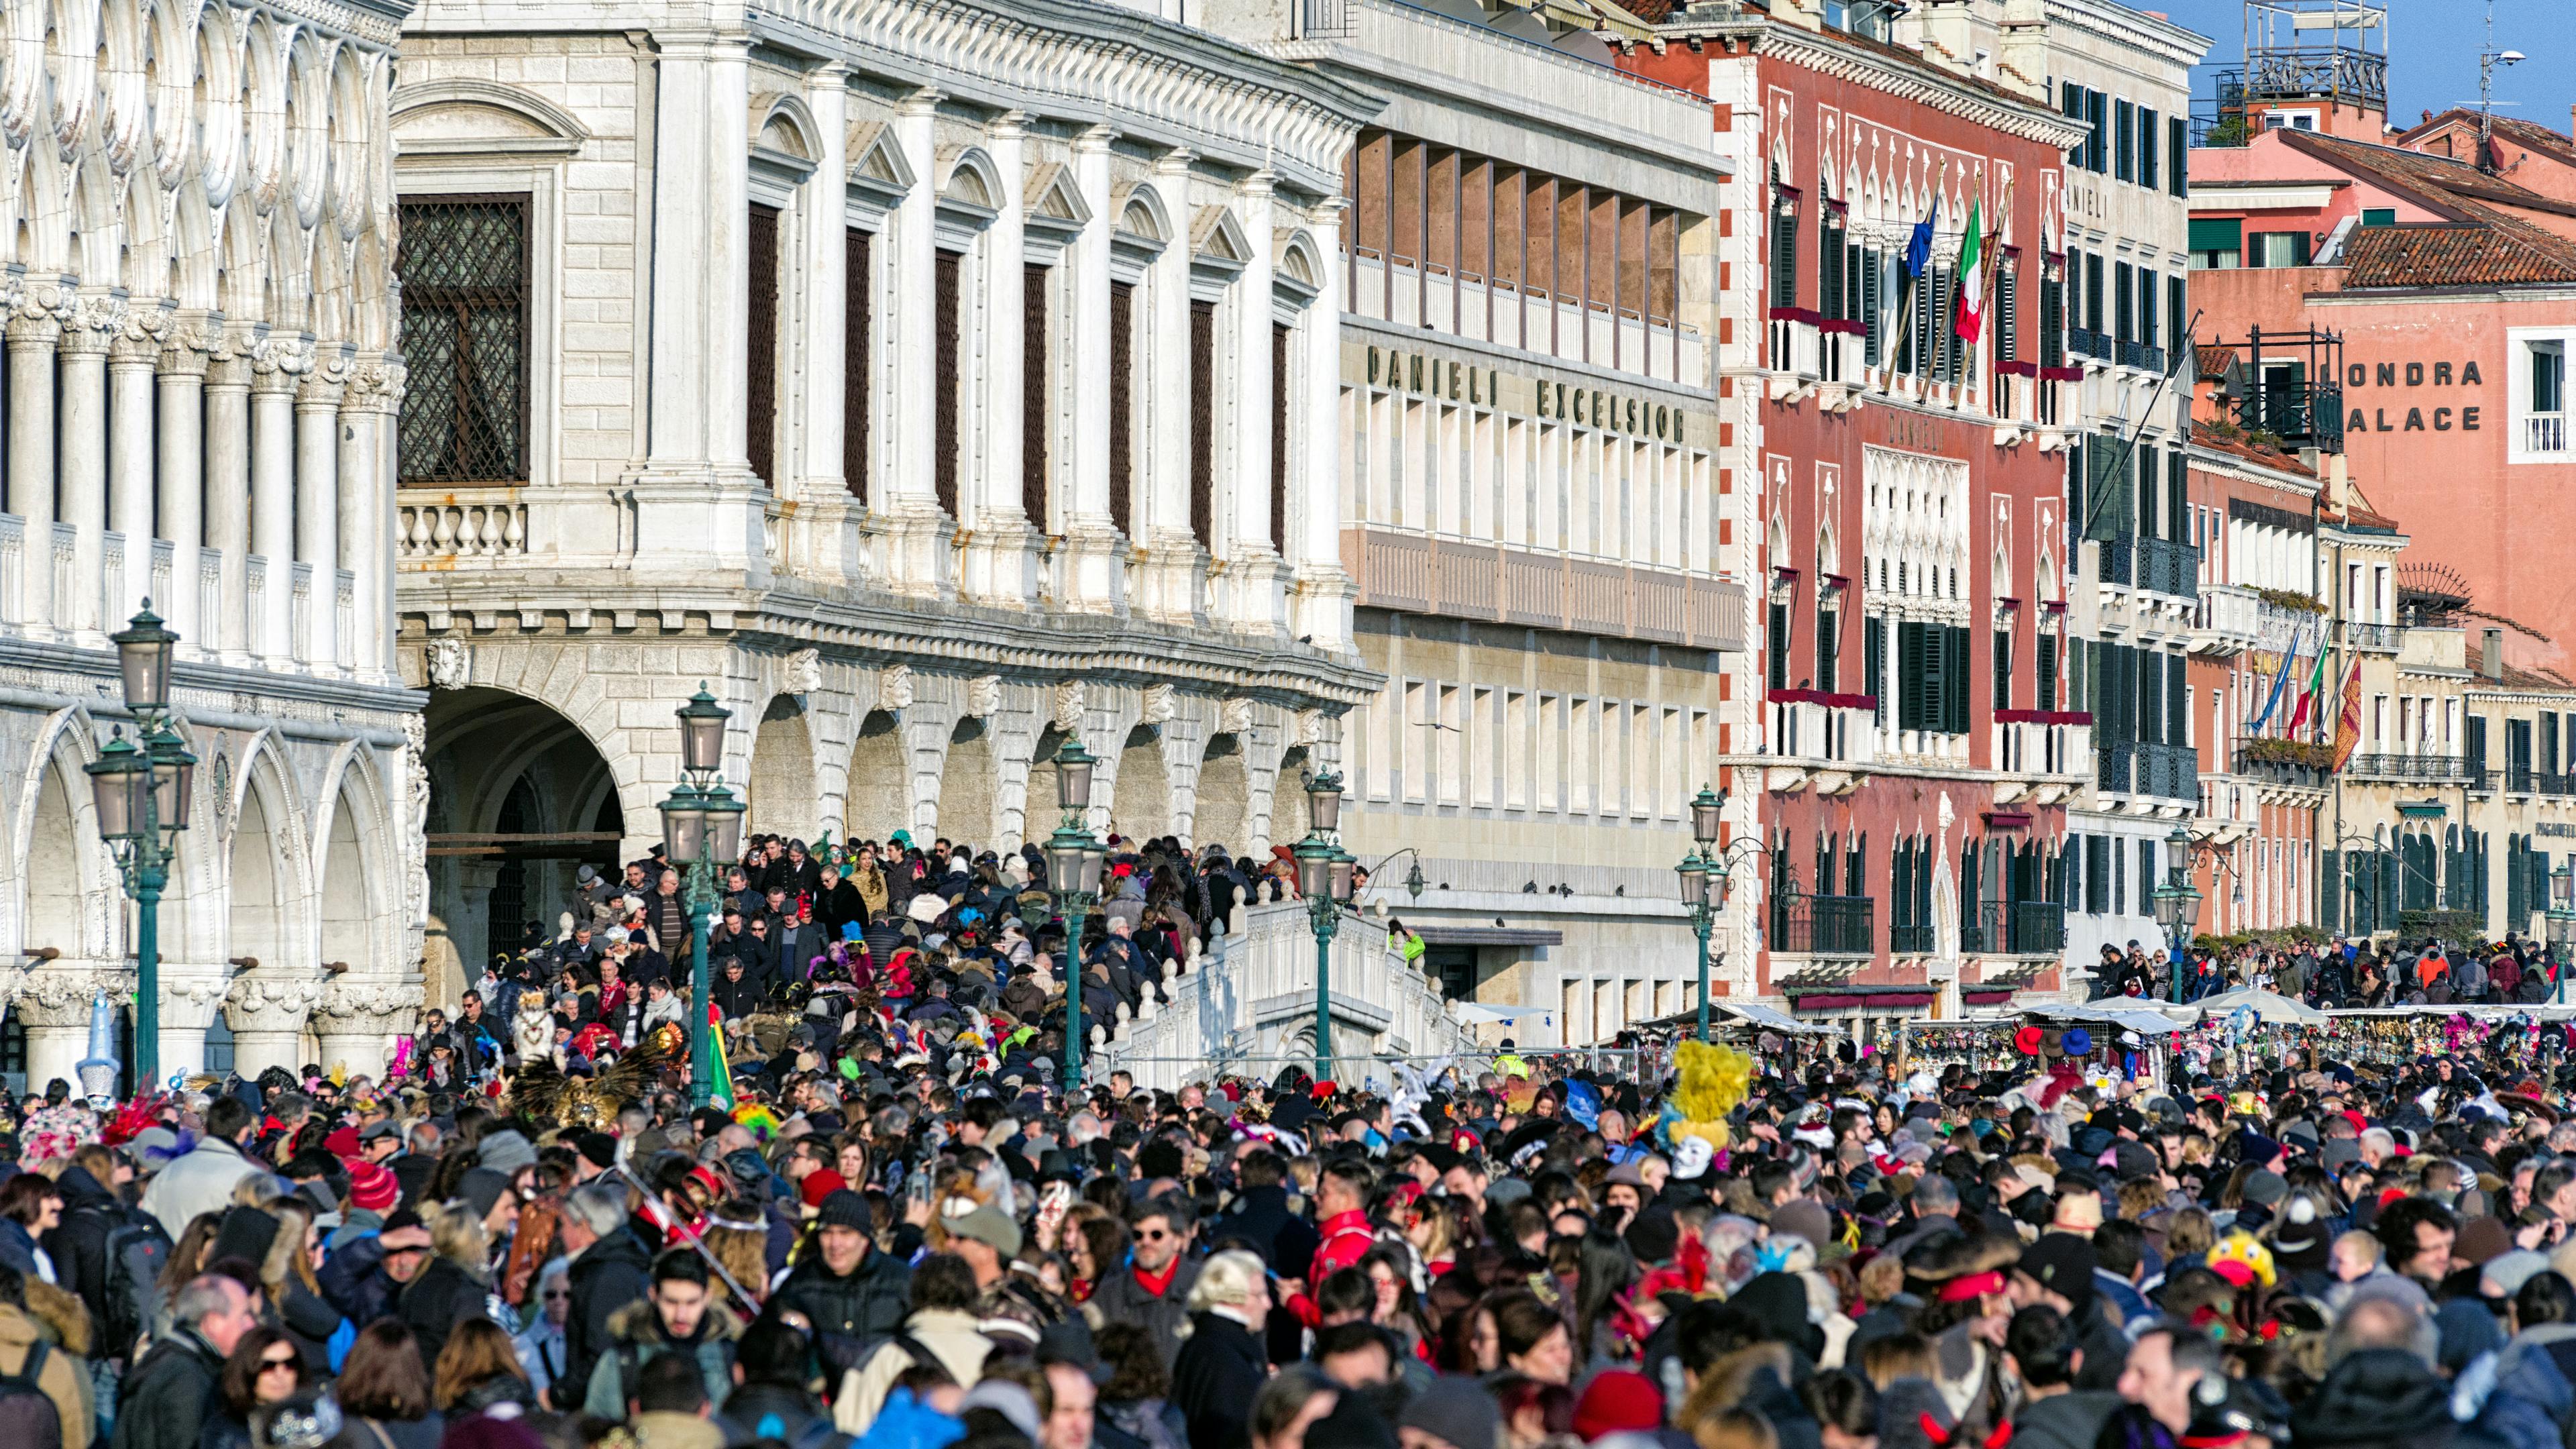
[0,829,2564,1449]
[2090,934,2567,1008]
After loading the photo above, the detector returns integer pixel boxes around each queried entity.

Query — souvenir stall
[2306,1005,2576,1069]
[2023,1003,2190,1089]
[1895,1016,2021,1075]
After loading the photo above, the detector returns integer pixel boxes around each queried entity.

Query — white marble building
[393,0,1384,1002]
[0,0,425,1087]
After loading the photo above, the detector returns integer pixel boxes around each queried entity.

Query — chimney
[1997,0,2049,103]
[2483,627,2506,680]
[1771,0,1822,32]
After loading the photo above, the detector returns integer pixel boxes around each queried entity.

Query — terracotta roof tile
[2339,222,2576,286]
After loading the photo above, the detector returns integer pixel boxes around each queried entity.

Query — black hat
[815,1189,871,1233]
[577,1132,619,1170]
[2017,1232,2097,1311]
[2291,1348,2451,1449]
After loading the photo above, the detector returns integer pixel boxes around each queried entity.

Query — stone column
[7,282,68,636]
[1224,173,1284,635]
[314,979,421,1081]
[203,331,256,665]
[155,975,232,1084]
[227,976,324,1079]
[59,294,125,644]
[1138,149,1201,625]
[1063,125,1124,614]
[340,359,390,684]
[297,350,347,673]
[13,971,133,1096]
[110,313,168,630]
[788,66,858,587]
[1293,204,1354,655]
[249,340,307,667]
[877,87,953,597]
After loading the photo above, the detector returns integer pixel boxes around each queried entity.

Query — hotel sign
[1355,342,1703,447]
[2341,358,2485,434]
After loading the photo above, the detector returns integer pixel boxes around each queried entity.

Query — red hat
[345,1161,399,1214]
[1572,1370,1663,1442]
[800,1170,850,1208]
[323,1126,361,1161]
[2014,1026,2045,1056]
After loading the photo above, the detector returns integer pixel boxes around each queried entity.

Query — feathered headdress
[1654,1040,1754,1152]
[504,1034,672,1131]
[101,1094,166,1147]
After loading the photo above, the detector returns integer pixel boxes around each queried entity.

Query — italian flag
[1953,200,1985,341]
[2288,642,2330,735]
[708,1004,735,1109]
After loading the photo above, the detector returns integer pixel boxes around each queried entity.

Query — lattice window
[845,228,872,502]
[1024,265,1051,529]
[934,251,961,517]
[747,203,782,488]
[395,195,531,485]
[1190,298,1216,547]
[1110,281,1134,536]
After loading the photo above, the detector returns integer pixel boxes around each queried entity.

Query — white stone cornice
[751,0,1378,200]
[1703,23,2091,150]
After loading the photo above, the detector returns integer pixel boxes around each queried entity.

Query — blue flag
[2249,625,2302,733]
[1903,201,1939,278]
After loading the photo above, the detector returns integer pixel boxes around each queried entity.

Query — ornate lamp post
[1293,770,1347,1081]
[1040,739,1106,1089]
[2151,824,2204,1004]
[87,604,193,1092]
[1676,786,1726,1041]
[2547,863,2576,1003]
[656,685,746,1107]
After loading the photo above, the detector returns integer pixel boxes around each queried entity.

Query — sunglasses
[259,1355,299,1373]
[1137,1228,1175,1241]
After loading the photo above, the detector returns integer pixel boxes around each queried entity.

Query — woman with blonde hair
[433,1318,536,1419]
[1171,1250,1272,1449]
[702,1200,771,1312]
[256,1199,347,1373]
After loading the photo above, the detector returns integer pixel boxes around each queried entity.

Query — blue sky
[2142,0,2576,138]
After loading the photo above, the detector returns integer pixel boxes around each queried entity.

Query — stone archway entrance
[1114,726,1171,841]
[847,711,909,843]
[1195,735,1249,858]
[942,718,998,847]
[749,696,820,843]
[422,688,624,1010]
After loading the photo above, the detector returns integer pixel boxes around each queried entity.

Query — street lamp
[1676,785,1726,1041]
[656,684,746,1106]
[2151,824,2204,1004]
[88,603,195,1092]
[1040,738,1105,1088]
[1296,769,1347,1081]
[2547,863,2576,1002]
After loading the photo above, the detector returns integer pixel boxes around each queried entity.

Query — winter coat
[1171,1311,1267,1449]
[1085,1258,1203,1372]
[44,1165,121,1341]
[720,1383,835,1447]
[580,1298,743,1419]
[398,1252,494,1368]
[137,1138,260,1241]
[771,1248,913,1377]
[111,1329,223,1449]
[1214,1185,1321,1281]
[2009,1392,2118,1449]
[564,1228,653,1411]
[0,1301,89,1449]
[1095,1399,1187,1449]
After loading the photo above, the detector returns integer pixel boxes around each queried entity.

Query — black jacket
[1214,1185,1320,1281]
[44,1165,121,1343]
[276,1281,346,1376]
[771,1248,912,1376]
[1087,1257,1202,1372]
[719,1383,834,1447]
[112,1330,225,1449]
[1171,1311,1267,1449]
[565,1228,653,1410]
[400,1254,492,1368]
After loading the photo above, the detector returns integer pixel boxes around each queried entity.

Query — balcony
[1766,689,1878,792]
[2104,740,2197,800]
[2347,753,2478,784]
[1890,920,1933,955]
[2097,533,2133,587]
[2231,379,2345,453]
[1771,893,1876,958]
[2136,537,2200,602]
[2233,737,2332,789]
[1962,900,2068,957]
[2192,583,2306,655]
[1992,712,2092,788]
[2528,413,2568,455]
[2347,621,2403,652]
[2500,766,2576,796]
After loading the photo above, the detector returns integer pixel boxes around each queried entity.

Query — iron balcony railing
[1890,920,1933,955]
[2140,741,2199,801]
[2233,380,2345,451]
[2137,537,2200,601]
[2347,753,2477,783]
[1771,894,1876,957]
[2099,533,2134,587]
[2347,621,2402,651]
[2099,739,2132,794]
[1961,899,2069,956]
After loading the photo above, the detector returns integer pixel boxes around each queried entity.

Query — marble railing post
[157,322,213,655]
[296,350,347,673]
[7,282,69,635]
[203,330,257,665]
[249,339,307,666]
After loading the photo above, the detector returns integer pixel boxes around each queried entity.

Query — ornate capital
[252,333,316,390]
[227,974,328,1033]
[12,274,76,337]
[342,359,400,416]
[58,292,129,356]
[13,967,136,1028]
[318,978,423,1026]
[158,975,233,1030]
[296,352,350,409]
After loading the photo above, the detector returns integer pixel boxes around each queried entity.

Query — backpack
[0,1337,62,1449]
[101,1211,170,1362]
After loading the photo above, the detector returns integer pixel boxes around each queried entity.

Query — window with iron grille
[1271,323,1291,551]
[846,229,873,502]
[1189,298,1215,548]
[1110,282,1134,536]
[396,195,531,485]
[747,203,782,488]
[934,250,961,517]
[1024,265,1051,529]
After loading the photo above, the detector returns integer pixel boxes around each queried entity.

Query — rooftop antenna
[2478,0,2523,171]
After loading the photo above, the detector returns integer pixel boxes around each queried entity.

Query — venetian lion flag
[2332,657,2364,771]
[1953,199,1986,341]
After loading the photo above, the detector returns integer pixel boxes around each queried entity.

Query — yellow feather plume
[1666,1040,1753,1152]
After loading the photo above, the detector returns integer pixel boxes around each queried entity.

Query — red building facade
[1625,5,2092,1024]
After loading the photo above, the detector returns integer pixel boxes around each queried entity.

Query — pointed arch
[311,741,393,974]
[225,727,314,975]
[11,708,111,963]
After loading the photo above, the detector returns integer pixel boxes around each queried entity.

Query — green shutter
[2362,208,2395,227]
[2189,217,2242,252]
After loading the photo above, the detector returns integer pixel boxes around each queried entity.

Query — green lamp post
[656,685,746,1107]
[88,604,193,1093]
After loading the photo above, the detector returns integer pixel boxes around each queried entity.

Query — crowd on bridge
[2092,934,2570,1007]
[0,828,2564,1449]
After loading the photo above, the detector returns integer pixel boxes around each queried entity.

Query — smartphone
[906,1165,936,1210]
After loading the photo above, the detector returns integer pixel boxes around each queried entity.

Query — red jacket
[1311,1210,1376,1280]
